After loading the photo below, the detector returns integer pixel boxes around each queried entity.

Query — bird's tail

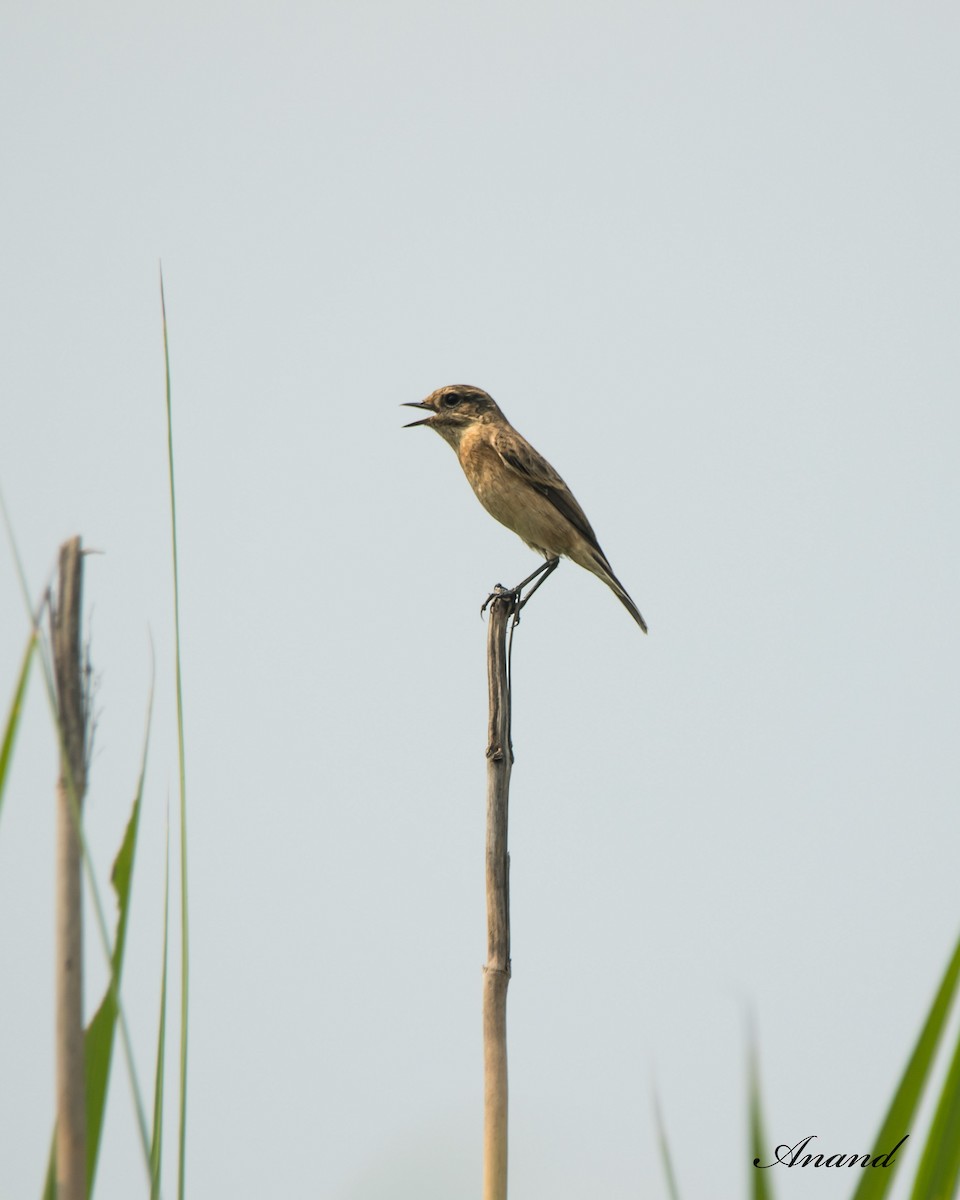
[589,551,648,633]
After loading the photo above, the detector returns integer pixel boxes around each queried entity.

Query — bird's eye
[442,393,461,408]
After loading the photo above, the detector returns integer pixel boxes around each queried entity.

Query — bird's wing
[493,427,604,555]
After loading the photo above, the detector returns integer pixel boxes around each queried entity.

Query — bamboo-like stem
[483,594,513,1200]
[51,537,89,1200]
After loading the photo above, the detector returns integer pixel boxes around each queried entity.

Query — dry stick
[483,592,514,1200]
[51,537,89,1200]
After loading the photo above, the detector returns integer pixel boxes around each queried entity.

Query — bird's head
[403,385,502,447]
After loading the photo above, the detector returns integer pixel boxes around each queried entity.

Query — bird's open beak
[401,401,434,428]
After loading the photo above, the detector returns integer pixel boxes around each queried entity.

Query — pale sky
[1,3,959,1199]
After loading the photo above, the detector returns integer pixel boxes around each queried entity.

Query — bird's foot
[481,558,560,625]
[481,584,522,624]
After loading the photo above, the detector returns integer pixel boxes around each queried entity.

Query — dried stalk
[50,537,89,1200]
[482,594,513,1200]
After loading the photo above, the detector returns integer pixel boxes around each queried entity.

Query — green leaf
[0,631,36,830]
[908,1000,960,1200]
[653,1092,683,1200]
[83,786,145,1191]
[150,810,171,1200]
[748,1038,774,1200]
[160,265,190,1200]
[851,932,960,1200]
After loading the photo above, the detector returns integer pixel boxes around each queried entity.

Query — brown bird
[404,384,647,631]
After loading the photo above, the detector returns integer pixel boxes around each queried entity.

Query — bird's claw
[481,584,523,625]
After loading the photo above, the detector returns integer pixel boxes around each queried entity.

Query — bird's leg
[481,557,560,624]
[514,556,559,617]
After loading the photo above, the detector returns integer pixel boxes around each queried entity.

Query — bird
[403,384,647,631]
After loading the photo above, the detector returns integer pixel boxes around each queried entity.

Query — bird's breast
[456,425,576,560]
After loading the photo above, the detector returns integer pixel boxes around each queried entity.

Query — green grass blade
[748,1038,774,1200]
[150,805,171,1200]
[84,752,151,1191]
[0,630,36,829]
[850,931,960,1200]
[160,265,190,1200]
[908,1010,960,1200]
[0,495,48,833]
[0,482,38,616]
[41,1133,55,1200]
[653,1092,683,1200]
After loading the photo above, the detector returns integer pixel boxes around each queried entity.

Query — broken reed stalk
[50,537,90,1200]
[482,593,513,1200]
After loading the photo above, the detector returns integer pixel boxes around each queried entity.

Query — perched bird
[403,384,647,631]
